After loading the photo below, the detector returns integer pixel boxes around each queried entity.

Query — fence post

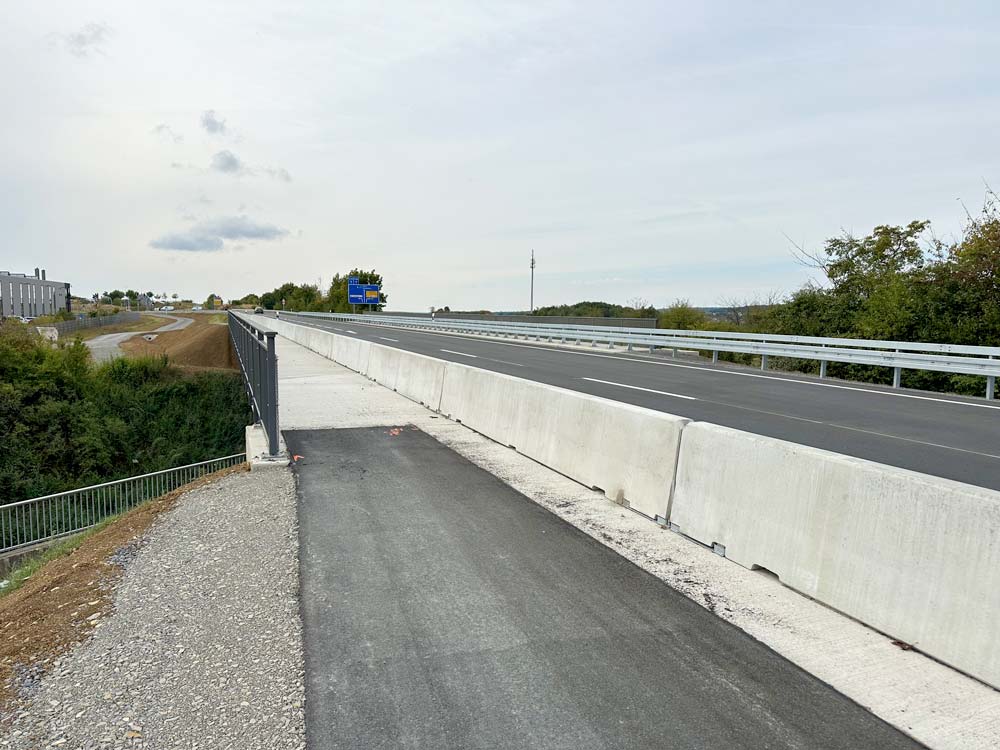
[265,332,279,456]
[893,349,902,388]
[988,356,996,400]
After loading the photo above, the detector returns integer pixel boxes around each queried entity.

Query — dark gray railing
[228,311,279,455]
[0,453,247,555]
[38,311,141,338]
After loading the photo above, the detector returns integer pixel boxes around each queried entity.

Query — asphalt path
[86,313,191,362]
[288,427,921,750]
[278,313,1000,491]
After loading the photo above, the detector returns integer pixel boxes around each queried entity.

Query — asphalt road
[86,313,191,362]
[288,427,922,750]
[278,313,1000,491]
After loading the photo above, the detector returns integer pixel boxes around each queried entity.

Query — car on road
[191,305,202,311]
[253,306,264,314]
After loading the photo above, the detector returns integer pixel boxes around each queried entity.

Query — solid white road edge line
[440,348,478,358]
[581,377,697,400]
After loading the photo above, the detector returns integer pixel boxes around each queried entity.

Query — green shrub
[0,323,251,503]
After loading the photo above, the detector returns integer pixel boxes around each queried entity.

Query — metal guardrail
[282,311,1000,399]
[228,311,280,455]
[0,454,247,555]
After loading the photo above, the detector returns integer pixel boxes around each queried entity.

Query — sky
[2,2,998,312]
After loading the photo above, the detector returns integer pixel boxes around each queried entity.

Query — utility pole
[530,249,536,313]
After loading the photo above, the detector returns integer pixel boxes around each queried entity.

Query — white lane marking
[582,377,697,400]
[379,336,399,342]
[332,327,344,332]
[488,358,523,367]
[440,348,477,358]
[346,329,357,334]
[297,320,1000,410]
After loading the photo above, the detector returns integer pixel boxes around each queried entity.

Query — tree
[327,269,387,312]
[658,299,708,330]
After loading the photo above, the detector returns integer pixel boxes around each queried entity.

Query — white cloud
[210,150,243,174]
[150,215,289,252]
[200,110,227,135]
[152,124,183,144]
[57,23,112,58]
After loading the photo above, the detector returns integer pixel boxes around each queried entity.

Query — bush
[0,323,251,502]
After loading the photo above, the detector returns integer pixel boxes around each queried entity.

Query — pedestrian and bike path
[286,427,920,750]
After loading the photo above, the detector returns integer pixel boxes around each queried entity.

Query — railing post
[820,360,828,378]
[711,350,718,364]
[988,356,996,400]
[265,331,279,456]
[893,350,901,388]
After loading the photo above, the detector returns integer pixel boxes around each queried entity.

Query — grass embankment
[69,313,164,342]
[0,464,247,713]
[120,313,236,369]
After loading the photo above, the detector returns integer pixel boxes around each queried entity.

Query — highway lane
[279,313,1000,491]
[289,427,922,750]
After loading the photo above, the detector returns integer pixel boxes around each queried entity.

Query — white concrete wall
[367,344,447,411]
[438,362,687,520]
[670,421,1000,689]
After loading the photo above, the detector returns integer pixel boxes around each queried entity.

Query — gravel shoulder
[2,468,305,749]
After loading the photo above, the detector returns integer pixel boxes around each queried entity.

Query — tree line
[235,269,387,312]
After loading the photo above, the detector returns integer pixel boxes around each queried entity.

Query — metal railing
[0,454,247,555]
[228,311,280,454]
[34,311,140,338]
[281,311,1000,399]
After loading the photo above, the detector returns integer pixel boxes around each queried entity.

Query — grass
[0,517,118,598]
[70,314,164,341]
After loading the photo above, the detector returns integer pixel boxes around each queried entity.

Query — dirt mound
[121,315,237,369]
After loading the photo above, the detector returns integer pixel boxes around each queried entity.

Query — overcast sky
[2,2,998,311]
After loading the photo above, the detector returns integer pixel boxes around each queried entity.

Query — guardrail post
[761,354,768,371]
[893,349,902,388]
[820,360,828,379]
[711,350,718,364]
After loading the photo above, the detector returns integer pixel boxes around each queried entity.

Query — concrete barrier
[670,421,1000,689]
[367,345,447,411]
[439,362,688,520]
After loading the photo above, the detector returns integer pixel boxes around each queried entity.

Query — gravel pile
[2,468,306,749]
